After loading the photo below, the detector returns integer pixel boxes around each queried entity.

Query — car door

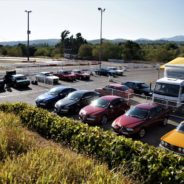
[108,98,123,118]
[147,108,160,127]
[155,106,167,123]
[80,92,93,107]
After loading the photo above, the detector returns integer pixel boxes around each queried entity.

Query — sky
[0,0,184,42]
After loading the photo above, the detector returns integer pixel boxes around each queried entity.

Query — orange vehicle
[160,121,184,156]
[95,83,134,99]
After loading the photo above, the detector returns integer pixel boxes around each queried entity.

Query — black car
[123,81,152,96]
[35,86,76,108]
[54,90,100,115]
[95,68,117,77]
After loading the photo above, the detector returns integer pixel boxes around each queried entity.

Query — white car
[107,67,125,76]
[35,72,59,85]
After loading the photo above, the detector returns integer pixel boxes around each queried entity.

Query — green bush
[0,112,35,161]
[0,103,183,184]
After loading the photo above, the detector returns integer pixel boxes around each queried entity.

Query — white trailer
[153,62,184,110]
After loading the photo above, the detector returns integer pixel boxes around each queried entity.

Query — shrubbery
[0,102,183,184]
[0,111,131,184]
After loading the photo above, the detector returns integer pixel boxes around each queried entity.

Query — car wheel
[138,128,146,138]
[101,115,108,125]
[162,118,168,126]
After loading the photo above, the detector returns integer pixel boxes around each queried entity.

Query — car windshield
[154,83,180,97]
[73,70,82,74]
[15,76,27,80]
[48,87,63,95]
[67,91,82,100]
[125,107,149,119]
[91,98,110,108]
[176,122,184,133]
[139,83,149,88]
[63,71,72,74]
[43,73,52,76]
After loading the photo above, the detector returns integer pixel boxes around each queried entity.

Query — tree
[122,41,144,60]
[78,44,93,59]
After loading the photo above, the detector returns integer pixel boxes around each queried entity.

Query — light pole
[98,7,105,69]
[25,10,32,62]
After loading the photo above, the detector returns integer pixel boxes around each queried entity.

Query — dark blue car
[35,86,76,108]
[95,68,116,77]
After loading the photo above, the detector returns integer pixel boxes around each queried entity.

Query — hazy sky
[0,0,184,41]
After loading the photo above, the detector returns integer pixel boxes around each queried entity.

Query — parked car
[54,90,100,115]
[35,72,59,85]
[54,70,76,81]
[95,68,117,77]
[112,103,169,138]
[4,70,30,88]
[79,95,130,125]
[95,83,134,99]
[123,81,152,96]
[107,67,125,76]
[0,79,5,90]
[9,74,30,88]
[72,69,90,80]
[35,86,76,108]
[160,121,184,156]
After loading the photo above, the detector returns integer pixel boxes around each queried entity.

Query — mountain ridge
[1,35,184,46]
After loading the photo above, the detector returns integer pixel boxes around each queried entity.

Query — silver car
[35,72,59,85]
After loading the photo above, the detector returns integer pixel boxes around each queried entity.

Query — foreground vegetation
[0,102,183,184]
[0,111,132,183]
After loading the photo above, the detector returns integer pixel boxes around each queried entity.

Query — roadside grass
[0,112,133,184]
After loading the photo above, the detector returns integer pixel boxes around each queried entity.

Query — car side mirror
[109,105,113,109]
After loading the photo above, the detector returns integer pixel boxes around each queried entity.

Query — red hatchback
[95,84,134,99]
[79,95,130,125]
[112,103,169,138]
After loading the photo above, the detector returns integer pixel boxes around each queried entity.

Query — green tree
[78,44,93,59]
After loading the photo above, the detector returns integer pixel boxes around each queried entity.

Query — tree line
[0,30,184,63]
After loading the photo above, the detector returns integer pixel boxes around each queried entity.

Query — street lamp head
[98,7,102,11]
[25,10,32,13]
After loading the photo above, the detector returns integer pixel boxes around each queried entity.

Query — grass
[0,112,133,184]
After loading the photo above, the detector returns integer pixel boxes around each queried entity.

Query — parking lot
[0,65,182,147]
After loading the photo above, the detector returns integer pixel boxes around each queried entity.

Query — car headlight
[126,128,134,131]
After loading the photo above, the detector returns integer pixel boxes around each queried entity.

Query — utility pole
[98,7,105,69]
[25,10,32,62]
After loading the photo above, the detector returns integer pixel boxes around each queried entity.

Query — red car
[72,69,90,80]
[95,84,134,99]
[112,103,169,138]
[79,95,130,125]
[54,70,77,81]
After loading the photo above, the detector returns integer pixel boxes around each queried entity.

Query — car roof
[12,74,25,77]
[50,85,73,90]
[71,90,96,94]
[100,95,121,101]
[108,83,126,88]
[135,103,159,110]
[125,81,145,84]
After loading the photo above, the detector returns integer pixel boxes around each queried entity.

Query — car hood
[36,93,55,101]
[161,129,184,148]
[114,115,144,128]
[55,98,77,107]
[81,105,105,115]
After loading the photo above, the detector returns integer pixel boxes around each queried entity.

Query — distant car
[72,69,90,80]
[95,83,134,99]
[123,81,152,96]
[112,103,169,138]
[160,121,184,156]
[35,86,76,108]
[95,68,117,77]
[54,90,100,115]
[54,70,76,81]
[107,67,125,76]
[0,79,5,90]
[35,72,59,85]
[10,74,30,88]
[79,95,130,125]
